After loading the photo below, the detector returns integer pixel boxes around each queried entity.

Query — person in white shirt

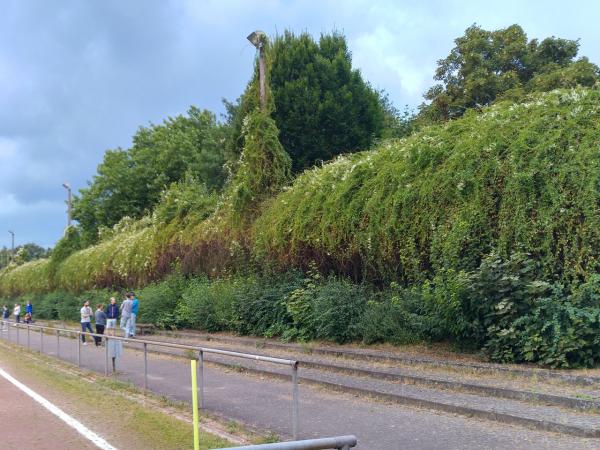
[80,301,93,345]
[13,303,21,323]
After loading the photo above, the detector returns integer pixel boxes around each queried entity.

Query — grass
[0,341,234,450]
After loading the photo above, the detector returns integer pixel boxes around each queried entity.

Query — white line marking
[0,367,118,450]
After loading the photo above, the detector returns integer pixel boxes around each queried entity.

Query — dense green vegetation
[72,107,230,245]
[420,24,599,122]
[2,26,600,368]
[0,244,51,270]
[226,31,387,173]
[255,88,600,285]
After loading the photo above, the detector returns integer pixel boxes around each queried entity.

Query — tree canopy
[420,24,599,122]
[73,107,229,244]
[229,31,385,173]
[0,243,51,269]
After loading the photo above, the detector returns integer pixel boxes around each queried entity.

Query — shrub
[485,276,600,368]
[232,271,301,337]
[48,291,80,322]
[137,272,188,329]
[359,295,425,345]
[176,277,232,332]
[283,268,367,343]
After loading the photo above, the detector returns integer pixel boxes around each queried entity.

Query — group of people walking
[80,292,139,346]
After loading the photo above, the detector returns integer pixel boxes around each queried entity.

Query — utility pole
[247,30,267,111]
[62,183,72,228]
[8,230,14,261]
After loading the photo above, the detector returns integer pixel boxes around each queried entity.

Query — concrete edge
[301,360,600,411]
[203,359,600,439]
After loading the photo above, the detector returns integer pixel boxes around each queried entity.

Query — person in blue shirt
[129,292,139,338]
[25,301,33,320]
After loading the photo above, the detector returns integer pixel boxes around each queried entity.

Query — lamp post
[247,30,267,111]
[62,183,72,228]
[8,230,14,261]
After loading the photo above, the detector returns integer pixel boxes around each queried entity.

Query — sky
[1,0,598,249]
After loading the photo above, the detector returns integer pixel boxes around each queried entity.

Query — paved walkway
[1,326,598,449]
[0,373,97,449]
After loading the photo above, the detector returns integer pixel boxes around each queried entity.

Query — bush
[48,291,80,322]
[359,296,424,345]
[176,276,238,332]
[485,277,600,368]
[232,271,301,337]
[137,272,188,329]
[283,268,367,343]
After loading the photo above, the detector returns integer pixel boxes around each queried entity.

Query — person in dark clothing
[106,297,119,329]
[94,304,107,346]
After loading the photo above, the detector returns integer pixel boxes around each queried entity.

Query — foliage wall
[2,87,599,296]
[255,87,600,284]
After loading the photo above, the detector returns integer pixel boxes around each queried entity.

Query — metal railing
[0,320,300,439]
[216,435,357,450]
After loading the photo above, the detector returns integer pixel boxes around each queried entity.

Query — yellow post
[191,359,200,450]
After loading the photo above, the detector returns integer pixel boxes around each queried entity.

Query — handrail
[215,435,358,450]
[1,320,301,439]
[6,321,297,366]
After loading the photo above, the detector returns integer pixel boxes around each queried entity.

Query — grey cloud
[1,0,599,248]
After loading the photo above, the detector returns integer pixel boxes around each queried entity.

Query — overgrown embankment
[2,88,600,368]
[255,88,600,284]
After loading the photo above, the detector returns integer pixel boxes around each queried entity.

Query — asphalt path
[1,325,598,450]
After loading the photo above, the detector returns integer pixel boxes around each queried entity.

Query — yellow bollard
[191,359,200,450]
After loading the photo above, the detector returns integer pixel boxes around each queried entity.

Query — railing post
[27,325,30,350]
[56,329,60,359]
[198,349,204,409]
[104,337,109,376]
[40,327,43,353]
[292,362,299,440]
[77,331,81,367]
[143,342,148,390]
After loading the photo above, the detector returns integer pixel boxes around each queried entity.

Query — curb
[184,333,600,387]
[204,359,600,439]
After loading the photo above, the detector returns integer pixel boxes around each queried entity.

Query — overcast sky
[1,0,598,249]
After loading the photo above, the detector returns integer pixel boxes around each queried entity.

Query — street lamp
[62,183,72,228]
[8,230,14,261]
[247,30,267,111]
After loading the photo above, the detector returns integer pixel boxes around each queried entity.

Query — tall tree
[229,31,385,173]
[420,24,599,122]
[73,107,229,244]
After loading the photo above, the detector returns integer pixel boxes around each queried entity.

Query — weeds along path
[2,325,599,450]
